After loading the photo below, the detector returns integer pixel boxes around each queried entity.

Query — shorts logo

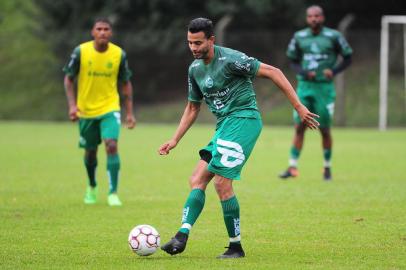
[79,136,87,146]
[205,76,214,88]
[216,139,245,168]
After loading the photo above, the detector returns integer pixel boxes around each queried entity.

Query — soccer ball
[128,224,160,256]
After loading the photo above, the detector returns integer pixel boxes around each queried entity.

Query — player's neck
[203,46,215,65]
[311,26,323,35]
[93,41,109,52]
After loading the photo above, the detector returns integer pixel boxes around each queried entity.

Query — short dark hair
[93,18,113,28]
[188,18,214,38]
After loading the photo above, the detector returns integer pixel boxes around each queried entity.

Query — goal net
[379,15,406,130]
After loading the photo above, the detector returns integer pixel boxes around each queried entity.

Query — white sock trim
[181,223,192,230]
[324,160,332,167]
[230,235,241,242]
[289,158,298,167]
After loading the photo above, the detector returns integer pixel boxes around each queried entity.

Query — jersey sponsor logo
[86,71,113,77]
[205,76,214,88]
[202,87,230,98]
[216,138,245,168]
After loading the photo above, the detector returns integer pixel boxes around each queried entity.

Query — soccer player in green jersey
[158,17,319,258]
[279,5,353,180]
[63,18,136,206]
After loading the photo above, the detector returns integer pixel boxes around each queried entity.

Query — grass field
[0,121,405,269]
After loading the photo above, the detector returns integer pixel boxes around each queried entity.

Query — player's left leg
[214,176,245,259]
[208,116,261,258]
[100,112,122,205]
[320,127,332,180]
[315,82,335,180]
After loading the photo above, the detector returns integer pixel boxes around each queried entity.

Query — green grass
[0,121,405,269]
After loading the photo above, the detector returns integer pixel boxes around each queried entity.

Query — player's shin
[221,195,241,244]
[107,154,120,193]
[179,188,206,235]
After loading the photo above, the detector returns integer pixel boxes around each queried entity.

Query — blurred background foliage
[0,0,405,126]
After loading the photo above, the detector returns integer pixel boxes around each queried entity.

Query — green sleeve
[336,32,353,57]
[187,67,202,102]
[226,52,260,78]
[286,35,300,61]
[62,46,80,78]
[118,50,132,82]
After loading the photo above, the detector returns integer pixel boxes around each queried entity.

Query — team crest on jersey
[106,61,113,69]
[310,42,320,53]
[205,76,214,88]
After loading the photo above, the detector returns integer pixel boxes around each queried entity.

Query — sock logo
[216,139,245,168]
[182,207,190,223]
[233,218,240,236]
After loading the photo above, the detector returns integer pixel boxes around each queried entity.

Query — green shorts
[199,116,262,180]
[293,80,336,128]
[78,111,121,149]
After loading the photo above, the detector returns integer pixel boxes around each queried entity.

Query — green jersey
[287,27,352,82]
[188,45,261,122]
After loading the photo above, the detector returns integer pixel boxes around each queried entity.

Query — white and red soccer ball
[128,224,160,256]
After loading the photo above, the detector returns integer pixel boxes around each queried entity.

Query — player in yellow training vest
[63,18,136,206]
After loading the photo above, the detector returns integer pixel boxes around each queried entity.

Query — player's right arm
[159,68,203,155]
[63,46,81,121]
[158,101,201,155]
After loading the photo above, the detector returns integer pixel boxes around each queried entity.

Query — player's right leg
[79,118,101,204]
[161,159,214,255]
[84,148,98,204]
[279,123,306,179]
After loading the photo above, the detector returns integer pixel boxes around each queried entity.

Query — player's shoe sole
[161,232,188,255]
[279,167,299,179]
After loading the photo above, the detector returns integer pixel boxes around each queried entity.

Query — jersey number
[216,139,245,168]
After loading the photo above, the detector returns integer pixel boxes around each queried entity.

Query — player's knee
[85,149,97,162]
[213,178,233,200]
[189,174,207,190]
[105,139,118,154]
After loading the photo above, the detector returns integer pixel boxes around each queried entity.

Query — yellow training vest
[77,41,122,118]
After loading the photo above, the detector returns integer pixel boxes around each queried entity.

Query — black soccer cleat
[216,242,245,259]
[323,167,332,181]
[161,231,188,255]
[279,166,299,179]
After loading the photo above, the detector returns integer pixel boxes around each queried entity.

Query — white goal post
[379,15,406,130]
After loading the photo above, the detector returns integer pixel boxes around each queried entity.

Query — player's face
[91,22,112,46]
[306,7,324,30]
[187,31,214,60]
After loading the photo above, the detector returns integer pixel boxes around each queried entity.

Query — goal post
[379,15,406,130]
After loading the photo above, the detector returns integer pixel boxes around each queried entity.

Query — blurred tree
[0,0,64,120]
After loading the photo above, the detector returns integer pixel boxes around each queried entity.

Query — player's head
[187,18,215,60]
[306,5,324,31]
[91,18,113,46]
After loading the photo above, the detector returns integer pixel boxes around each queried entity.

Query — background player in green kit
[63,18,136,206]
[158,18,319,258]
[279,5,353,180]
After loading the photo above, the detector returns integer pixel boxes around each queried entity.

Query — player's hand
[126,114,136,129]
[296,104,319,129]
[158,139,178,155]
[307,71,316,80]
[68,105,79,122]
[323,69,334,80]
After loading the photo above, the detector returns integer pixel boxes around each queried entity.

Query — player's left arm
[257,63,319,129]
[121,80,136,129]
[118,50,136,129]
[324,33,353,79]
